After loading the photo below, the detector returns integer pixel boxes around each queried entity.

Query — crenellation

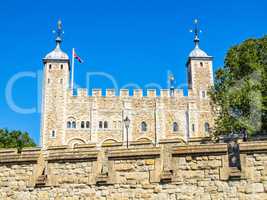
[160,89,169,97]
[106,89,116,97]
[120,89,129,97]
[133,89,143,97]
[147,89,156,97]
[92,88,102,97]
[77,88,88,97]
[174,89,184,97]
[62,88,187,98]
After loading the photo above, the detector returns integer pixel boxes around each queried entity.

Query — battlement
[70,88,185,98]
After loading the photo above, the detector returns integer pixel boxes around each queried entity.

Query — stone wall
[43,87,214,149]
[1,141,266,200]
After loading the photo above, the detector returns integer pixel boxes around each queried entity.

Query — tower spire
[44,19,69,61]
[168,72,175,97]
[190,19,201,48]
[53,19,64,49]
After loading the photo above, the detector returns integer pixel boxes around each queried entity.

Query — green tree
[0,129,36,150]
[210,36,267,136]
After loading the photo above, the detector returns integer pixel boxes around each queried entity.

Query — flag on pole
[71,48,83,90]
[73,50,84,63]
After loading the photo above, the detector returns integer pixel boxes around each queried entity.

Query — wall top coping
[108,147,160,159]
[0,148,40,164]
[172,143,228,156]
[0,141,267,163]
[239,141,267,153]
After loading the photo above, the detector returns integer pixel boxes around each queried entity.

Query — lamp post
[124,117,130,148]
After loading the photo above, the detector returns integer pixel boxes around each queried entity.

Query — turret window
[173,122,179,132]
[60,64,63,70]
[192,124,195,133]
[141,121,147,132]
[202,91,206,98]
[48,79,50,84]
[49,64,52,70]
[200,62,203,67]
[204,122,210,133]
[51,130,56,138]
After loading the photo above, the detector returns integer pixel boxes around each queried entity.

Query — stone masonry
[0,140,267,199]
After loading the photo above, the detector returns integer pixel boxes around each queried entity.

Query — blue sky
[0,0,266,145]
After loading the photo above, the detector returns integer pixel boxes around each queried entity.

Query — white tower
[41,20,70,148]
[186,20,214,137]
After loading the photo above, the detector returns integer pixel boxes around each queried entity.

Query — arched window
[173,122,178,132]
[67,121,71,128]
[104,121,108,129]
[81,121,85,129]
[99,121,103,129]
[86,121,90,129]
[204,122,210,133]
[72,121,76,129]
[141,121,147,132]
[51,130,56,138]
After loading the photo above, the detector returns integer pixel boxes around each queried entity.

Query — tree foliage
[210,36,267,136]
[0,129,36,150]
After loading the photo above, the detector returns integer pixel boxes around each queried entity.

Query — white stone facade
[41,27,214,149]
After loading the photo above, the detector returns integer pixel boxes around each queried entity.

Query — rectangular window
[202,91,206,98]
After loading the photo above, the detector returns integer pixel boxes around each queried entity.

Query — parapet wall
[0,141,267,200]
[71,88,186,98]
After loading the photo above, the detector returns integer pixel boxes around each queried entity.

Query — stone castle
[1,21,267,200]
[41,20,214,149]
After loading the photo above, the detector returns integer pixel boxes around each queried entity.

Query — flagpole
[71,48,75,92]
